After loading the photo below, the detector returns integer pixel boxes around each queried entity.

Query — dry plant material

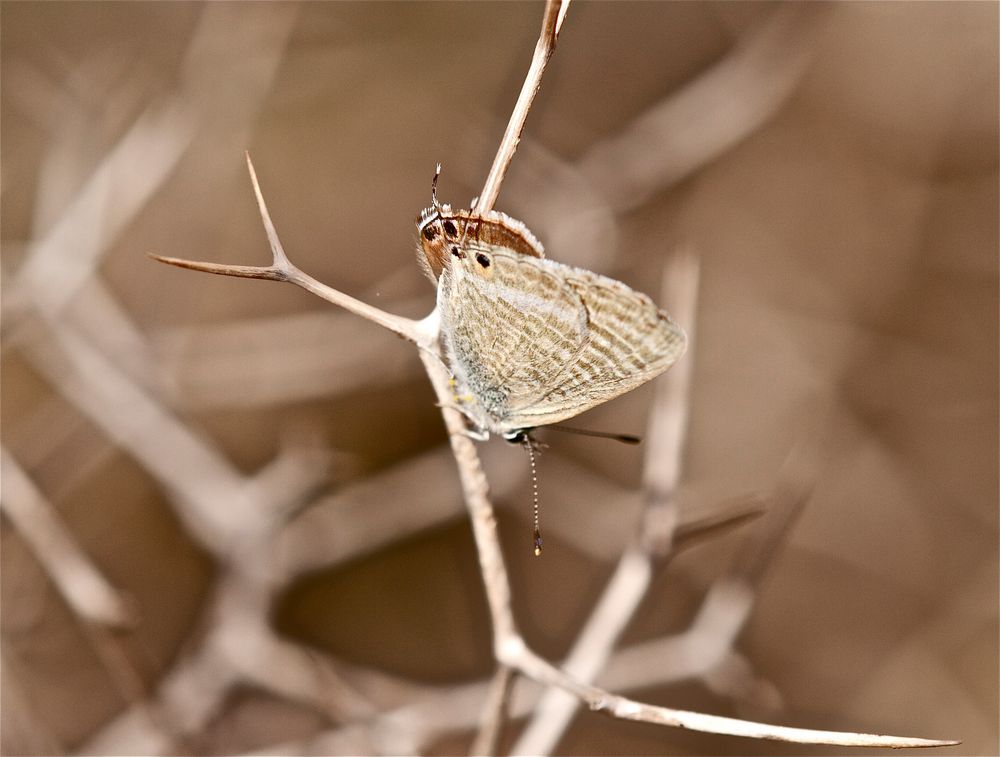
[152,0,959,751]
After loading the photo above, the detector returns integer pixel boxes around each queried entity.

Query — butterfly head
[415,165,545,285]
[416,203,471,283]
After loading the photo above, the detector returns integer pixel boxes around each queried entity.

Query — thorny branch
[151,157,435,350]
[149,0,959,751]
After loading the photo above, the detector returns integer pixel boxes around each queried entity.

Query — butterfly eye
[475,253,491,269]
[422,225,438,241]
[443,220,458,237]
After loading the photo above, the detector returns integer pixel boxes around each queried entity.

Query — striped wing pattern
[504,267,686,430]
[440,245,589,433]
[440,241,686,435]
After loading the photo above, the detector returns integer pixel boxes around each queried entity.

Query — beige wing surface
[501,265,687,432]
[441,248,589,430]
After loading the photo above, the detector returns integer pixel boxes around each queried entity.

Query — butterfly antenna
[431,163,443,211]
[548,425,642,445]
[523,437,542,556]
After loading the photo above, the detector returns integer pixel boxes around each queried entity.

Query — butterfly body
[417,203,686,439]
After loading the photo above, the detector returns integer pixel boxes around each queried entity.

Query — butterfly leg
[416,342,451,374]
[502,429,548,452]
[436,410,490,440]
[460,427,491,442]
[433,396,492,442]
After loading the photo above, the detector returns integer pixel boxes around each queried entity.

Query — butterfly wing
[440,249,589,434]
[499,264,687,432]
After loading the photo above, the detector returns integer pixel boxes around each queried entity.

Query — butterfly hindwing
[500,265,686,432]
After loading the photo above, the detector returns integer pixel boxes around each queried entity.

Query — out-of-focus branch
[1,449,134,627]
[480,4,827,273]
[4,14,343,752]
[580,3,827,213]
[150,306,425,410]
[0,650,67,756]
[1,449,154,724]
[9,3,297,328]
[470,665,514,756]
[274,442,762,583]
[641,252,701,553]
[727,433,821,585]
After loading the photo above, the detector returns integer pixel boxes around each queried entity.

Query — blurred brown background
[1,2,997,755]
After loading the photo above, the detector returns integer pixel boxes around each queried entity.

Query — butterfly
[416,172,686,444]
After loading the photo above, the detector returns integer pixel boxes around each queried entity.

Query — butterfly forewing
[463,211,544,259]
[441,247,588,433]
[417,207,543,283]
